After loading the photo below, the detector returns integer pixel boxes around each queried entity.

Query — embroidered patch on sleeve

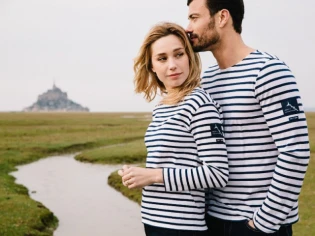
[281,98,300,116]
[216,139,224,143]
[210,124,223,137]
[289,116,299,121]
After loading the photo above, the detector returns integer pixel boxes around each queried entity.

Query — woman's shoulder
[184,87,214,106]
[183,88,222,118]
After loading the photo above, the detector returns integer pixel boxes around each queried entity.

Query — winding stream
[10,154,144,236]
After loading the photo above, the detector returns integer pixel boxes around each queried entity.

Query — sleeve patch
[216,139,224,143]
[281,98,300,116]
[210,124,223,137]
[289,116,299,121]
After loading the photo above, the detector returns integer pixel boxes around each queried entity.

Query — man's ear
[217,9,230,28]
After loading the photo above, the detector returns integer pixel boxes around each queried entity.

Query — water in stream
[10,155,144,236]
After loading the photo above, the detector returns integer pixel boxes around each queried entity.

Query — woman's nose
[168,58,177,70]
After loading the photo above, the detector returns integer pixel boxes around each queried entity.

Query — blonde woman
[119,22,228,236]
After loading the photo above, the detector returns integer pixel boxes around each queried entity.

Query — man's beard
[190,19,220,52]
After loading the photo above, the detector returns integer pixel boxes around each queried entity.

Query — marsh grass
[0,112,149,235]
[75,139,147,164]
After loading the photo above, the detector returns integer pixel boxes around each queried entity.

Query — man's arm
[253,59,310,233]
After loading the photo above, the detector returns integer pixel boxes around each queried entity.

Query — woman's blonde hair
[134,22,201,105]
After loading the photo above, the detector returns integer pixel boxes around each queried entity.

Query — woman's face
[151,34,189,91]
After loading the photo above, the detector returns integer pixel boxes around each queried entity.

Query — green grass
[294,112,315,235]
[75,139,147,164]
[292,152,315,235]
[306,112,315,152]
[0,194,58,236]
[0,112,150,235]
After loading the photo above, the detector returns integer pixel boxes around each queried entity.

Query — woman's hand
[118,165,163,189]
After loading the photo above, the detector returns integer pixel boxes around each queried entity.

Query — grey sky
[1,0,314,112]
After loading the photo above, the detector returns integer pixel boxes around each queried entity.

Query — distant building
[23,84,89,112]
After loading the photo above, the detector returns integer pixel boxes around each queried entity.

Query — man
[186,0,310,235]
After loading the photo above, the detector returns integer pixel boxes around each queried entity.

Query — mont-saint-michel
[23,84,89,112]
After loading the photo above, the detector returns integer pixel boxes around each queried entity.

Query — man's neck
[211,33,255,69]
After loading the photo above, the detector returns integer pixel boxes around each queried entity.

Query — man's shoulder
[253,50,292,74]
[204,64,219,72]
[252,50,287,66]
[203,50,284,72]
[252,50,279,60]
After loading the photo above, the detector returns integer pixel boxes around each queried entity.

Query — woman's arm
[119,101,229,191]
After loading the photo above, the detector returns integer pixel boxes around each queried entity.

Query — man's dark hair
[187,0,244,33]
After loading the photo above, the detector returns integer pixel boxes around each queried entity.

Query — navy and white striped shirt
[202,50,310,233]
[141,87,229,231]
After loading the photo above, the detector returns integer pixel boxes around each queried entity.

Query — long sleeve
[253,59,310,233]
[163,101,229,192]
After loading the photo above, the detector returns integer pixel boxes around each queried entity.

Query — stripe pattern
[141,87,228,231]
[202,50,310,233]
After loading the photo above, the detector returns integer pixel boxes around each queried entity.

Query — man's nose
[185,22,192,34]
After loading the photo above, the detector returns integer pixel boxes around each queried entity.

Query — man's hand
[247,220,256,229]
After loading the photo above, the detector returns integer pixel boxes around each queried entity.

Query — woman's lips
[168,73,182,78]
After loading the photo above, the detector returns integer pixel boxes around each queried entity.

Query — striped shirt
[141,87,229,231]
[202,50,310,233]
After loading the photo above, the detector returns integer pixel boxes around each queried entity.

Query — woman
[119,22,228,236]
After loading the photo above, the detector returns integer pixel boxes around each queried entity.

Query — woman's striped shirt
[201,50,310,233]
[141,87,229,231]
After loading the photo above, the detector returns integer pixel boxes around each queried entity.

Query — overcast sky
[1,0,314,112]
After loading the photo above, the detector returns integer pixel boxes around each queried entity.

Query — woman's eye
[158,57,167,61]
[176,52,184,58]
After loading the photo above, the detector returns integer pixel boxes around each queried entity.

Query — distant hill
[23,84,89,112]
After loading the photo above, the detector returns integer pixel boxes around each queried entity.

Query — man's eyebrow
[188,13,199,20]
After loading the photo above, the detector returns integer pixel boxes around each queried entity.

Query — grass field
[0,112,313,235]
[0,112,150,236]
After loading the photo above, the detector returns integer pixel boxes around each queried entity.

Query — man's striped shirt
[202,50,310,233]
[141,87,229,231]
